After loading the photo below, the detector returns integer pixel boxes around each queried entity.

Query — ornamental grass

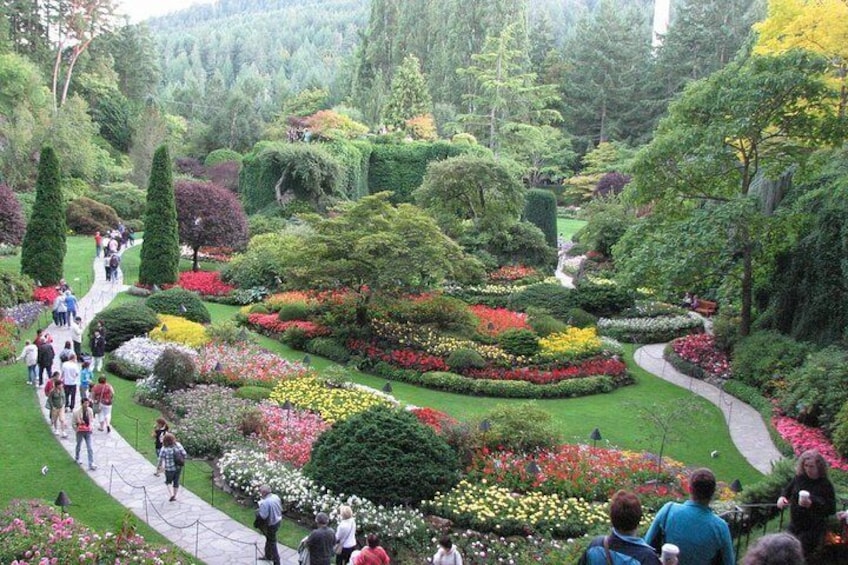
[269,376,392,424]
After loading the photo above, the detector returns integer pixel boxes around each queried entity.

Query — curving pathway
[633,343,784,475]
[35,243,298,565]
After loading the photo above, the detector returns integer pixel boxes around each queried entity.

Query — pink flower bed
[488,265,538,282]
[196,343,310,385]
[773,415,848,471]
[410,407,457,434]
[247,313,331,338]
[465,358,628,385]
[670,334,731,378]
[177,270,235,296]
[470,305,530,337]
[347,339,449,372]
[32,286,60,305]
[260,404,329,468]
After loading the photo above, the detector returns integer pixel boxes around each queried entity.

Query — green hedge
[524,189,557,247]
[325,140,371,200]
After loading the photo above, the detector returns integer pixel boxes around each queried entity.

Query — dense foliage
[0,184,26,245]
[20,147,66,285]
[146,287,211,324]
[66,196,120,235]
[88,302,160,352]
[139,145,180,285]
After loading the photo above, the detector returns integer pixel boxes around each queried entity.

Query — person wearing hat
[306,511,336,565]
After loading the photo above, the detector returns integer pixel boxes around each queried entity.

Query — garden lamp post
[282,399,292,423]
[214,361,223,372]
[55,491,71,513]
[730,479,742,494]
[382,382,393,393]
[590,427,602,448]
[179,304,187,313]
[525,461,541,476]
[160,324,168,333]
[479,419,491,432]
[303,354,311,366]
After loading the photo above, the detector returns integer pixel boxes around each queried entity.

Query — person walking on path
[94,230,102,258]
[91,330,106,373]
[17,340,38,386]
[47,378,67,438]
[52,292,67,327]
[153,418,169,461]
[64,290,78,325]
[79,361,93,401]
[72,397,97,470]
[257,484,283,565]
[91,376,114,432]
[36,338,54,387]
[156,432,188,502]
[61,353,80,412]
[335,505,357,565]
[70,316,83,358]
[307,512,336,565]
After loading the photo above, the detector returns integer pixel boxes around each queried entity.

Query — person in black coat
[36,339,55,387]
[776,449,836,559]
[91,330,106,373]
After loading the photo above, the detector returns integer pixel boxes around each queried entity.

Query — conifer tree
[383,54,432,128]
[20,146,66,285]
[139,145,179,285]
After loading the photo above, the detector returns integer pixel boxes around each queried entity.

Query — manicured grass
[557,218,586,241]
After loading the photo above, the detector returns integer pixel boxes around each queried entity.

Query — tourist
[36,338,54,387]
[79,360,93,401]
[91,329,106,372]
[91,376,115,432]
[70,315,83,359]
[579,490,660,564]
[645,468,735,565]
[257,484,283,565]
[153,417,170,459]
[335,505,357,565]
[72,397,97,470]
[742,533,804,565]
[432,536,464,565]
[94,230,102,257]
[354,533,389,565]
[58,340,74,363]
[17,340,38,386]
[108,252,121,282]
[64,290,78,325]
[776,450,836,559]
[61,353,80,412]
[52,292,67,326]
[156,432,188,502]
[47,378,67,438]
[306,512,336,565]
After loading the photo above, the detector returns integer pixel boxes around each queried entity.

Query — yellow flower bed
[538,327,603,359]
[149,314,210,348]
[266,291,315,309]
[269,376,391,424]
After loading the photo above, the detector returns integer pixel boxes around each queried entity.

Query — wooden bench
[694,299,718,317]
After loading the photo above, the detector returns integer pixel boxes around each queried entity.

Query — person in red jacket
[354,534,390,565]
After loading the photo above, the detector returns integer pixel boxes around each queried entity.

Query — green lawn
[557,218,586,241]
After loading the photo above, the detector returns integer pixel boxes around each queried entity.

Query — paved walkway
[35,243,298,565]
[633,343,784,475]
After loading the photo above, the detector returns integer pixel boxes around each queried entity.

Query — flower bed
[176,270,235,296]
[665,334,731,382]
[265,291,316,310]
[268,376,393,424]
[1,301,44,329]
[469,305,530,337]
[598,314,703,343]
[538,327,604,361]
[464,357,628,385]
[773,415,848,472]
[0,499,182,564]
[0,317,16,361]
[409,407,457,434]
[348,339,449,373]
[370,319,517,364]
[31,286,59,305]
[259,404,328,468]
[246,313,330,338]
[112,337,197,373]
[196,342,310,387]
[165,385,255,457]
[149,314,210,348]
[488,264,539,282]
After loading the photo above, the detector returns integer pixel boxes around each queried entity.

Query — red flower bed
[177,270,235,296]
[773,415,848,472]
[470,305,530,337]
[488,265,538,282]
[347,339,449,372]
[247,313,331,338]
[670,334,730,378]
[410,407,457,433]
[32,286,60,305]
[465,357,628,385]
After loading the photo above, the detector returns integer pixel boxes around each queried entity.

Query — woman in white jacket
[432,536,463,565]
[335,505,357,565]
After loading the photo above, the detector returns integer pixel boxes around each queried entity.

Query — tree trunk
[740,243,753,337]
[192,247,200,272]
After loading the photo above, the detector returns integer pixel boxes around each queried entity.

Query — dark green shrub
[779,346,848,433]
[235,386,272,401]
[565,308,598,328]
[508,283,575,320]
[91,182,147,221]
[485,221,556,268]
[304,405,460,506]
[480,402,560,452]
[146,287,211,324]
[446,348,486,372]
[497,329,540,357]
[106,357,149,381]
[526,308,569,337]
[523,189,557,247]
[305,337,351,364]
[153,347,198,392]
[281,326,309,350]
[21,146,66,285]
[139,145,180,285]
[572,280,634,317]
[732,331,810,394]
[712,312,741,353]
[204,148,242,167]
[277,301,311,321]
[0,272,34,307]
[367,141,470,203]
[386,295,476,333]
[577,196,633,257]
[832,401,848,458]
[66,196,119,235]
[248,215,288,237]
[88,302,160,352]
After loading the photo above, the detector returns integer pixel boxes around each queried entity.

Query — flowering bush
[31,286,59,305]
[538,327,603,361]
[246,313,330,338]
[259,405,328,468]
[465,357,628,385]
[149,315,210,348]
[265,291,317,311]
[1,302,44,329]
[165,385,256,457]
[773,415,848,472]
[0,317,16,361]
[0,499,182,564]
[269,376,392,424]
[669,334,731,379]
[112,337,197,373]
[410,407,457,434]
[218,447,425,541]
[470,305,531,337]
[196,343,310,387]
[176,270,235,296]
[347,339,449,373]
[488,265,539,282]
[370,319,517,364]
[597,315,703,343]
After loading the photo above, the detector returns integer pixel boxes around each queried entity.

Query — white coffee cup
[799,490,810,503]
[661,543,680,564]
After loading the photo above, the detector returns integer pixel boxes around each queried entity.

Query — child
[79,361,93,400]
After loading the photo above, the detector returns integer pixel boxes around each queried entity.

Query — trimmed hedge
[598,315,703,344]
[523,188,557,247]
[88,302,160,352]
[146,287,211,324]
[235,386,272,401]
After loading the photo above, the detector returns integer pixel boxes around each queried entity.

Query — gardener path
[35,243,299,565]
[634,343,784,475]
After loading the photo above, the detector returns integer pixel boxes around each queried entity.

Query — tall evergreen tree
[20,146,66,285]
[382,54,432,128]
[139,145,180,286]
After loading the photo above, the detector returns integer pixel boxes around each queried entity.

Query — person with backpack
[108,253,121,282]
[72,397,97,471]
[91,330,106,372]
[156,432,188,502]
[579,490,661,565]
[91,376,115,432]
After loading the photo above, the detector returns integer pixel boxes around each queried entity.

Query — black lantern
[55,491,71,513]
[590,427,602,448]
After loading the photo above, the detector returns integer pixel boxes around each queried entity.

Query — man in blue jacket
[579,490,661,564]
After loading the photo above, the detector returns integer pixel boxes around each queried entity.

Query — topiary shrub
[66,196,120,235]
[305,337,351,364]
[523,189,557,247]
[88,302,160,352]
[485,221,556,268]
[731,331,810,394]
[277,301,311,321]
[20,146,66,285]
[526,308,569,337]
[479,402,560,452]
[508,283,575,320]
[204,148,242,167]
[304,405,459,506]
[139,145,180,286]
[146,287,211,324]
[0,183,26,246]
[565,308,598,328]
[446,348,486,372]
[153,347,198,392]
[778,346,848,433]
[572,280,634,317]
[497,329,540,357]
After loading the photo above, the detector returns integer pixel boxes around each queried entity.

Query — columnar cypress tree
[524,188,557,247]
[20,146,66,285]
[139,145,179,285]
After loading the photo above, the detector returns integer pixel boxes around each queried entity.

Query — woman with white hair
[335,505,357,565]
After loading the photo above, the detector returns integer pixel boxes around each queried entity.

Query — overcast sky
[117,0,215,23]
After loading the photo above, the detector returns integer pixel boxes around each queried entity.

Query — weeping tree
[20,146,66,285]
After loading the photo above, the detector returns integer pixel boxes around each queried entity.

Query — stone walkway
[633,343,784,475]
[35,243,298,565]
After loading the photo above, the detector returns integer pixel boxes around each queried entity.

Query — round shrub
[480,402,560,452]
[146,287,211,324]
[565,308,598,328]
[446,348,486,372]
[508,283,575,320]
[572,280,634,317]
[525,308,569,337]
[497,329,540,357]
[280,326,310,350]
[731,331,810,394]
[304,405,459,507]
[204,148,242,167]
[66,196,119,235]
[277,301,311,321]
[387,295,476,333]
[235,386,272,401]
[153,347,198,393]
[92,182,147,221]
[778,346,848,433]
[88,302,160,352]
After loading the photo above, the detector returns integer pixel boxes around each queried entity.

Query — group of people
[95,224,130,282]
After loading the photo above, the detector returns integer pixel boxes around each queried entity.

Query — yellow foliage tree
[754,0,848,116]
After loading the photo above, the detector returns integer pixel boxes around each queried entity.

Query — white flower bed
[112,337,197,372]
[219,447,425,539]
[597,315,703,343]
